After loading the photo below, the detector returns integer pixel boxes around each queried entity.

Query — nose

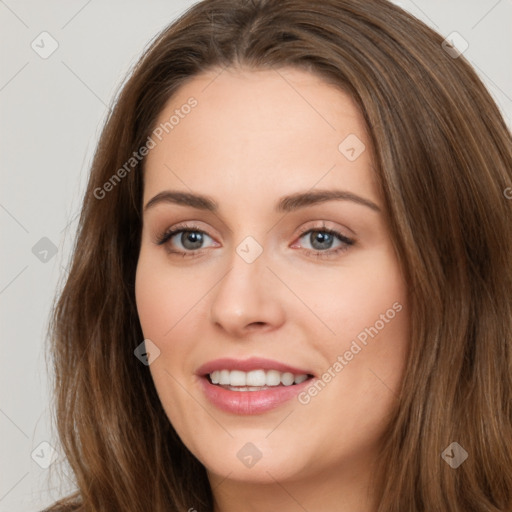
[209,245,286,338]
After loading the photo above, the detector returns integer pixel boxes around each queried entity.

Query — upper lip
[196,357,314,377]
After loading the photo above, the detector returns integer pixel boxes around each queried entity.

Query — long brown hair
[45,0,512,510]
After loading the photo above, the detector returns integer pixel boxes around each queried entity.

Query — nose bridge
[209,233,285,334]
[216,234,270,308]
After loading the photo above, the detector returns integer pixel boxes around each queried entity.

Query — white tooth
[219,369,230,385]
[281,372,294,386]
[230,370,246,386]
[266,370,281,386]
[246,369,266,386]
[212,369,308,388]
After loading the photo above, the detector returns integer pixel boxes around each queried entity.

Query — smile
[197,357,315,414]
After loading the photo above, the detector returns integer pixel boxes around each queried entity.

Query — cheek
[309,253,407,344]
[314,250,409,402]
[134,255,204,441]
[135,262,169,337]
[135,250,200,337]
[308,276,408,456]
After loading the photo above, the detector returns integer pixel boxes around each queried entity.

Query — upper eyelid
[163,219,352,237]
[166,222,346,234]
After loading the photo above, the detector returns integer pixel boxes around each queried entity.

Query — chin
[188,432,315,484]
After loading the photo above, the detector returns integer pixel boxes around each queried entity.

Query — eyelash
[155,223,355,259]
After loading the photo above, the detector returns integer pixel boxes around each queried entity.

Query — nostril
[247,322,268,330]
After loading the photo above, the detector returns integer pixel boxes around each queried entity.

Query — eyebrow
[143,189,381,213]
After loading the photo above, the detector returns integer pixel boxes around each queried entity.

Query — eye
[293,227,355,258]
[155,223,355,259]
[156,223,217,256]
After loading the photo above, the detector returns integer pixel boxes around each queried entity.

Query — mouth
[196,357,316,414]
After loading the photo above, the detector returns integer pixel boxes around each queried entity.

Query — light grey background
[1,1,511,510]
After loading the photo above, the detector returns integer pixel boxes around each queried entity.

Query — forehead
[143,66,377,208]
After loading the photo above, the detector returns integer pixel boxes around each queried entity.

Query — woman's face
[135,67,409,489]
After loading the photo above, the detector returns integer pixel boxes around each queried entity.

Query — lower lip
[199,376,313,415]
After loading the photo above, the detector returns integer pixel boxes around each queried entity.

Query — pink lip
[196,357,315,415]
[199,376,313,415]
[196,357,313,376]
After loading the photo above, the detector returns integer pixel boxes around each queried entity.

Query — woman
[45,0,512,510]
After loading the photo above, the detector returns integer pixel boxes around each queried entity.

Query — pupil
[311,231,332,250]
[182,231,203,249]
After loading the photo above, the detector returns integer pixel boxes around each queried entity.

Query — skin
[135,66,410,512]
